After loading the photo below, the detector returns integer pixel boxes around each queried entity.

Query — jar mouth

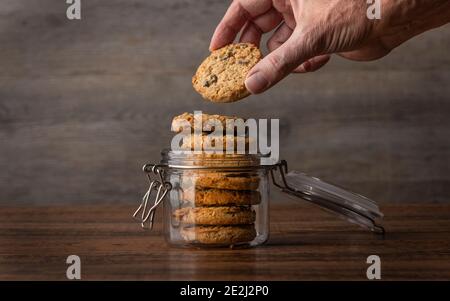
[161,148,269,168]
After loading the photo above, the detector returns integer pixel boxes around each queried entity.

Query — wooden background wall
[0,0,449,204]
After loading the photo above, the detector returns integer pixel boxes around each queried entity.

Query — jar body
[163,167,269,248]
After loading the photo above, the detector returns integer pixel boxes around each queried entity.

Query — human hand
[210,0,450,94]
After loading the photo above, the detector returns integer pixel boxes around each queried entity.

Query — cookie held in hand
[192,43,262,103]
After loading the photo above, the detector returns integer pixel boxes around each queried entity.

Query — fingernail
[245,72,269,94]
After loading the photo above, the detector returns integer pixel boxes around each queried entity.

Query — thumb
[245,33,311,94]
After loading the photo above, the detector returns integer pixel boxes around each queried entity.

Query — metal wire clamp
[132,164,172,230]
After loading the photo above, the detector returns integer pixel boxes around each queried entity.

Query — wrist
[377,0,450,49]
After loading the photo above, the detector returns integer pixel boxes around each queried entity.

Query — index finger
[210,0,273,51]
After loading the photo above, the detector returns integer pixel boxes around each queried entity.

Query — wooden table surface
[0,203,449,280]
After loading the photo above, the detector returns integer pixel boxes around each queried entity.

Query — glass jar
[133,149,385,248]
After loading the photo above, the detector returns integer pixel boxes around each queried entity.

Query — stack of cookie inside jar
[167,112,269,248]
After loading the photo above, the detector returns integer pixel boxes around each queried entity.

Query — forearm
[379,0,450,49]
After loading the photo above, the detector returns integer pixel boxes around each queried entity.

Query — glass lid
[271,160,385,234]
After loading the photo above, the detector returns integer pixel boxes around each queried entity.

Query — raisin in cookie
[180,225,256,245]
[192,43,262,103]
[181,188,261,206]
[173,206,256,225]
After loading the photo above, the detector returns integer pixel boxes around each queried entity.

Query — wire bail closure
[133,164,172,230]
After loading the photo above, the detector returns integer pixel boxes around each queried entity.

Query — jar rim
[160,148,270,168]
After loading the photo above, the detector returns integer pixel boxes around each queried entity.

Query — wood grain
[0,203,449,280]
[0,0,449,204]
